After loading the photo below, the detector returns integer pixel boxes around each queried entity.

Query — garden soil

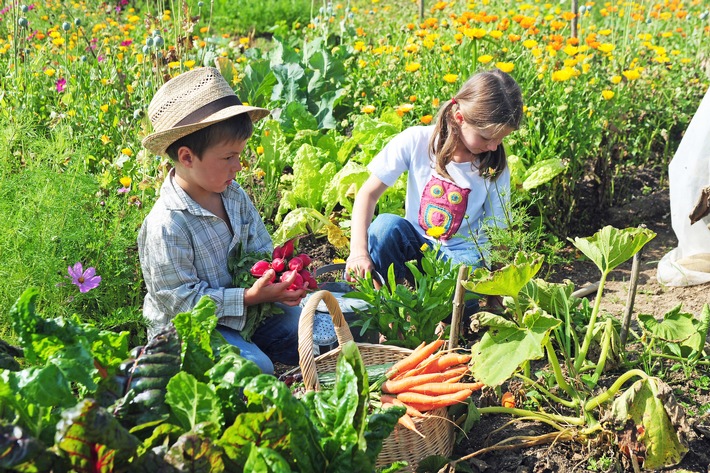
[288,175,710,472]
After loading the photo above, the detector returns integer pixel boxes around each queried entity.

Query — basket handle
[298,290,355,391]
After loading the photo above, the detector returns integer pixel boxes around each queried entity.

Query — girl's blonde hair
[429,68,523,181]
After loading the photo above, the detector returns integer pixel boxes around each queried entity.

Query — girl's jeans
[217,302,300,375]
[368,213,482,314]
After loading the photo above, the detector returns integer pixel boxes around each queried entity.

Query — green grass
[0,116,147,345]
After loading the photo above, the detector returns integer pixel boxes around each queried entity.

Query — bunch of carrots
[373,338,484,438]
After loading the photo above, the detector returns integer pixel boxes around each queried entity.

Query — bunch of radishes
[250,239,318,291]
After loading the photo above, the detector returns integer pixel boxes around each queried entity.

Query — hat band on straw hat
[174,95,242,127]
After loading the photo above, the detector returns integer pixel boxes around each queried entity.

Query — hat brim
[142,105,270,156]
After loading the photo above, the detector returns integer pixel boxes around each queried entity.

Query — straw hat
[142,67,270,156]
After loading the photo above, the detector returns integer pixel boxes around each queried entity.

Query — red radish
[250,260,271,277]
[279,269,297,283]
[288,256,304,272]
[289,273,304,290]
[307,276,318,290]
[272,246,284,260]
[281,239,295,258]
[271,258,286,273]
[298,269,312,281]
[296,253,312,268]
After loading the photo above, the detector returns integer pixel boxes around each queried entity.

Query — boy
[138,67,305,374]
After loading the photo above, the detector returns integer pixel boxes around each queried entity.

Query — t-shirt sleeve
[367,127,427,186]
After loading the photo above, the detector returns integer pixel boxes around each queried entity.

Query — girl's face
[453,110,513,161]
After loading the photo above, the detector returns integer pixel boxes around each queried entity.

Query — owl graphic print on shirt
[418,175,471,240]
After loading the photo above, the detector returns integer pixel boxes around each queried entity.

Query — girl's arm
[345,174,389,281]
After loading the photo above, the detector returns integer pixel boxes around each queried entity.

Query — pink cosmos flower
[56,78,66,92]
[67,262,101,293]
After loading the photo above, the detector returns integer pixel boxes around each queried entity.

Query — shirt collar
[160,168,242,215]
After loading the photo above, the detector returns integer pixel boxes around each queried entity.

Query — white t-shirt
[367,126,510,262]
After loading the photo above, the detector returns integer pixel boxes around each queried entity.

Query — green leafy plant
[346,242,470,349]
[451,226,692,471]
[1,289,403,472]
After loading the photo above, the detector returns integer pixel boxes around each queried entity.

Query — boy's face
[180,138,248,194]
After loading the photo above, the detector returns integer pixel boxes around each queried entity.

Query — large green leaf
[462,252,544,298]
[522,158,566,190]
[173,296,219,381]
[165,372,223,435]
[638,305,696,343]
[56,399,143,471]
[163,433,229,473]
[470,310,560,386]
[570,226,656,275]
[609,377,689,469]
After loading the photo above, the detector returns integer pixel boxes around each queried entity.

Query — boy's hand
[244,269,307,307]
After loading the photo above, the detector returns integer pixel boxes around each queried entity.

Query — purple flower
[56,78,66,92]
[120,39,133,47]
[117,187,130,194]
[67,262,101,293]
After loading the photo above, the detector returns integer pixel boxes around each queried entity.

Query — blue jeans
[217,303,300,375]
[368,213,482,314]
[368,213,484,279]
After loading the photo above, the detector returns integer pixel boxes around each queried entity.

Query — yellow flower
[611,75,622,84]
[44,68,56,77]
[622,69,640,81]
[420,114,433,124]
[495,62,514,73]
[396,103,414,116]
[443,73,458,83]
[120,176,132,187]
[100,135,110,145]
[100,104,109,113]
[361,105,376,114]
[405,62,421,72]
[121,148,133,157]
[598,43,614,53]
[551,68,574,82]
[168,61,181,69]
[478,54,493,64]
[256,145,264,155]
[333,258,346,264]
[432,98,440,107]
[426,226,446,238]
[522,39,538,49]
[563,45,579,56]
[489,30,503,39]
[409,95,417,102]
[601,90,614,100]
[184,60,196,68]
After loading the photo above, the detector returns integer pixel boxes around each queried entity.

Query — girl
[345,69,523,288]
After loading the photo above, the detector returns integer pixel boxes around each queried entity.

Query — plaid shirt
[138,169,273,338]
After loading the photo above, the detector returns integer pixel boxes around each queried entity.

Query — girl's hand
[345,254,375,283]
[245,269,307,307]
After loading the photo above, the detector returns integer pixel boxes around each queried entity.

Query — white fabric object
[657,86,710,286]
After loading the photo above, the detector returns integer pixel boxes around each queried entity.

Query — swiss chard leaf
[56,399,142,472]
[173,296,220,381]
[165,371,223,436]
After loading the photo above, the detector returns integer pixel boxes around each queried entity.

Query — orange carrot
[417,353,471,375]
[397,389,473,412]
[381,366,468,394]
[381,394,425,418]
[501,391,516,408]
[386,339,445,379]
[382,401,426,438]
[407,382,484,396]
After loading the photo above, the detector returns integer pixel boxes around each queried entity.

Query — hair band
[451,98,457,105]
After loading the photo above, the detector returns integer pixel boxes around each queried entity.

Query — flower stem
[478,406,584,426]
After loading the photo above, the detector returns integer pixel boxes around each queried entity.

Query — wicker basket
[297,290,455,472]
